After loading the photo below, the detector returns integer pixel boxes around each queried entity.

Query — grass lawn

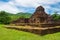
[0,24,60,40]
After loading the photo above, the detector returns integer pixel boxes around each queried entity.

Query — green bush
[52,12,60,21]
[0,11,11,24]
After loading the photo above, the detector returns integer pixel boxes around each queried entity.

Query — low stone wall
[27,23,60,27]
[19,28,60,35]
[40,24,60,27]
[5,26,60,35]
[11,23,60,27]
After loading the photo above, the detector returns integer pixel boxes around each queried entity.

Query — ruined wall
[28,6,54,27]
[10,6,60,27]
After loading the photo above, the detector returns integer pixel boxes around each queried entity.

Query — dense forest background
[0,11,60,24]
[0,11,32,24]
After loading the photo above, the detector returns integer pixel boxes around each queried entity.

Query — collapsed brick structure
[7,6,60,35]
[11,6,60,27]
[29,6,53,24]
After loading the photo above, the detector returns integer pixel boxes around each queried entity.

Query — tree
[52,12,60,21]
[0,11,11,24]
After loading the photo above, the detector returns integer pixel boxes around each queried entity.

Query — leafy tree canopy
[0,11,11,24]
[51,12,60,21]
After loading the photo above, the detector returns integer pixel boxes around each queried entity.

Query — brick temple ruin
[11,6,60,27]
[6,6,60,35]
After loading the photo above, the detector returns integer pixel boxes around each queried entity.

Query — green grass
[0,24,60,40]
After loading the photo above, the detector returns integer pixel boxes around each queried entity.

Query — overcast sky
[0,0,60,14]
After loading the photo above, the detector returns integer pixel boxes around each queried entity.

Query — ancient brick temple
[6,6,60,35]
[29,6,53,24]
[11,6,60,27]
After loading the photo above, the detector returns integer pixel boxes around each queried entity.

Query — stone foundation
[13,23,60,28]
[6,26,60,35]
